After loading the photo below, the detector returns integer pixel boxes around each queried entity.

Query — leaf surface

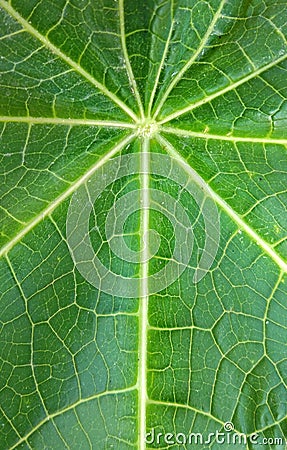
[1,0,287,449]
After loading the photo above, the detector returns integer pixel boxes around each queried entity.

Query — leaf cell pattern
[1,0,287,449]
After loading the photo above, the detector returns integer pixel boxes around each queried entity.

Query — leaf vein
[0,133,136,257]
[157,133,287,273]
[0,0,138,122]
[159,52,287,124]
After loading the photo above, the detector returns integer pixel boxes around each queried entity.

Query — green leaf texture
[1,0,287,448]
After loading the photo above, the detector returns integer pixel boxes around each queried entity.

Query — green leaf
[1,0,287,449]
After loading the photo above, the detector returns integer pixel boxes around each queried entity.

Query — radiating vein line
[0,0,138,122]
[0,133,136,258]
[138,137,150,450]
[152,0,227,119]
[161,126,287,146]
[157,133,287,273]
[148,399,227,427]
[149,398,287,439]
[9,386,137,450]
[158,52,287,124]
[147,0,174,118]
[0,116,137,128]
[119,0,145,119]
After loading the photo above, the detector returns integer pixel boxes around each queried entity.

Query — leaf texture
[0,0,287,449]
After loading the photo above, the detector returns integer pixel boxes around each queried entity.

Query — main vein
[157,133,287,273]
[138,138,149,450]
[152,0,227,119]
[119,0,145,120]
[9,386,136,450]
[0,116,137,128]
[0,133,135,257]
[0,0,138,122]
[147,0,174,118]
[158,52,287,124]
[161,126,287,146]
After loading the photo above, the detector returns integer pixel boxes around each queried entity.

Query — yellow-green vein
[157,133,287,273]
[158,52,287,124]
[138,136,150,450]
[0,0,139,123]
[119,0,145,120]
[0,116,137,128]
[0,133,136,257]
[147,0,175,118]
[152,0,227,120]
[161,126,287,146]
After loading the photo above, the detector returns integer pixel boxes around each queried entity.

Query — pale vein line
[149,398,279,441]
[74,409,93,450]
[149,400,287,442]
[147,0,174,118]
[5,255,49,420]
[0,133,136,258]
[148,399,227,427]
[0,404,21,441]
[161,126,287,146]
[157,133,287,273]
[138,137,149,450]
[0,28,24,41]
[22,122,31,164]
[253,414,287,436]
[0,0,138,122]
[263,273,284,357]
[9,386,136,450]
[153,0,227,120]
[0,116,137,128]
[158,52,287,124]
[119,0,145,119]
